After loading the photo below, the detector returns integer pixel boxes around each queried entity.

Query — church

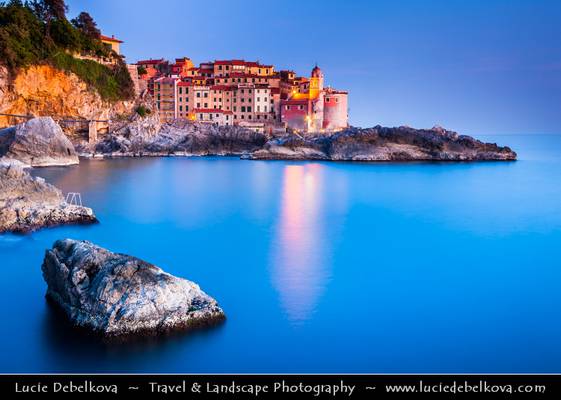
[280,65,348,133]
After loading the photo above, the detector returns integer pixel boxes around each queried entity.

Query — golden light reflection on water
[271,164,331,323]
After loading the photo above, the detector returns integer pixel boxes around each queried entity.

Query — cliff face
[0,65,134,128]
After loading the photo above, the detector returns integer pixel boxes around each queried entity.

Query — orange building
[147,57,348,132]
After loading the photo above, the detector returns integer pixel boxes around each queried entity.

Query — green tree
[71,11,100,39]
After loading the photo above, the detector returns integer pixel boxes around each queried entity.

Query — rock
[249,126,517,161]
[95,119,268,156]
[41,239,225,337]
[0,65,134,131]
[0,163,96,233]
[0,117,79,167]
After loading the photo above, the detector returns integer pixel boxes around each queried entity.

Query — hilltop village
[133,55,349,134]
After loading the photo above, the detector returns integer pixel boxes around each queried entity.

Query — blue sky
[65,0,561,134]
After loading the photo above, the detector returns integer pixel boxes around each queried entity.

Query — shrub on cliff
[0,0,133,101]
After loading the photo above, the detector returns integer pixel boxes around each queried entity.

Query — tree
[71,11,100,39]
[30,0,67,23]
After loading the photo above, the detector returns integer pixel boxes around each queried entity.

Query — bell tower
[309,64,324,100]
[309,65,324,132]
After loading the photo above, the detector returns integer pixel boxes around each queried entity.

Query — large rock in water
[0,162,96,233]
[248,126,517,161]
[0,117,78,167]
[41,239,225,337]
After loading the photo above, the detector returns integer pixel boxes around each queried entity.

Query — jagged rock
[248,126,517,161]
[0,117,79,167]
[95,119,268,156]
[0,163,96,233]
[41,239,225,337]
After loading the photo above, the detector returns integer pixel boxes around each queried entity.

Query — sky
[65,0,561,135]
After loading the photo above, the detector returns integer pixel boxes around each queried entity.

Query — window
[257,105,260,112]
[180,106,183,111]
[196,92,201,98]
[204,103,208,108]
[286,105,290,110]
[197,103,200,108]
[325,98,329,103]
[204,92,208,98]
[241,106,246,112]
[247,106,251,112]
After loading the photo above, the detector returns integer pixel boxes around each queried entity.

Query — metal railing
[64,193,83,207]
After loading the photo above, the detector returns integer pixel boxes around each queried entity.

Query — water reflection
[271,164,331,323]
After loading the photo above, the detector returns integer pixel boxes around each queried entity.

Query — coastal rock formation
[95,119,268,156]
[41,239,225,337]
[0,117,79,167]
[0,65,133,129]
[0,163,96,233]
[249,126,517,161]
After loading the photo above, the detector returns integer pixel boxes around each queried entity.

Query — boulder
[41,239,225,337]
[0,162,96,233]
[0,117,79,167]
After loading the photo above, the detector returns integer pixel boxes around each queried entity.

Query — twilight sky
[65,0,561,134]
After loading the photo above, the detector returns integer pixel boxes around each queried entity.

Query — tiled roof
[100,34,123,43]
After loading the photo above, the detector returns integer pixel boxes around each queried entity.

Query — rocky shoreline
[0,162,96,234]
[248,126,516,161]
[42,239,225,337]
[74,118,516,162]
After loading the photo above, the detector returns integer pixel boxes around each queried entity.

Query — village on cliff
[102,34,349,135]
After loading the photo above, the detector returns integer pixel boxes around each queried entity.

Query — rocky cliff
[90,120,516,162]
[0,117,79,167]
[42,239,225,337]
[0,65,134,129]
[0,162,97,233]
[248,126,517,161]
[94,119,268,157]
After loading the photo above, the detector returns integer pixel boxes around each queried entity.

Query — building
[100,34,123,55]
[153,77,180,122]
[145,57,348,132]
[280,65,348,132]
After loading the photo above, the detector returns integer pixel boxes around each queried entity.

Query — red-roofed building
[148,56,347,132]
[100,34,123,54]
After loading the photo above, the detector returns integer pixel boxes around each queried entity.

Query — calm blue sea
[1,134,560,373]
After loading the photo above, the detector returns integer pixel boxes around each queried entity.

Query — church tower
[309,65,324,100]
[309,65,325,132]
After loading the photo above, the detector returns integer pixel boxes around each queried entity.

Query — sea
[1,134,560,373]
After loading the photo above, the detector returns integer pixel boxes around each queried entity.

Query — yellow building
[100,34,123,55]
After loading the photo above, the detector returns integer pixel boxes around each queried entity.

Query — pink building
[280,65,348,133]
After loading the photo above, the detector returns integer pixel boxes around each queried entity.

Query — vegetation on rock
[0,0,133,101]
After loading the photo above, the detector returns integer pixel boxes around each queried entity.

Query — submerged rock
[0,117,79,167]
[0,163,96,233]
[41,239,225,337]
[249,126,517,161]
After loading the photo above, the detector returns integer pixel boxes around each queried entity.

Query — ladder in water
[65,192,83,207]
